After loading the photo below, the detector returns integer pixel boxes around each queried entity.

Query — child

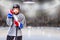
[6,4,26,40]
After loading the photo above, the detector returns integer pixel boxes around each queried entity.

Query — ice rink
[0,27,60,40]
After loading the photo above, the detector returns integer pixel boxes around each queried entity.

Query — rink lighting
[23,1,35,4]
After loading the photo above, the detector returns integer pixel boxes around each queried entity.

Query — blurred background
[0,0,60,27]
[0,0,60,40]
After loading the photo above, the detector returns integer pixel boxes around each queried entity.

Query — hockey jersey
[6,13,26,36]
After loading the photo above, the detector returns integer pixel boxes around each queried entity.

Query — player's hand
[14,20,19,27]
[10,9,14,14]
[7,10,14,18]
[14,20,23,29]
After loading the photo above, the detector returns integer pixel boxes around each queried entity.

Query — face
[13,8,20,14]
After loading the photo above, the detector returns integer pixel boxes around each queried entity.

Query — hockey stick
[13,15,20,40]
[15,26,18,40]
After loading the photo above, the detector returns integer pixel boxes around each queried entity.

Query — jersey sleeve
[20,14,26,28]
[6,16,13,26]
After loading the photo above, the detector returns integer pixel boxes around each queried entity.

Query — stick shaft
[15,26,18,40]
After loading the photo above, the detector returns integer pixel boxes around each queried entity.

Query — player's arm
[6,16,13,26]
[23,16,26,27]
[19,14,26,29]
[6,10,14,26]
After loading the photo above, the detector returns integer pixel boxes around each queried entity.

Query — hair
[12,4,20,10]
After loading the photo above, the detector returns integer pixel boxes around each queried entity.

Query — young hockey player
[6,4,26,40]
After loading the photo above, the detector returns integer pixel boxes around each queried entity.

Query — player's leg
[6,35,14,40]
[17,36,22,40]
